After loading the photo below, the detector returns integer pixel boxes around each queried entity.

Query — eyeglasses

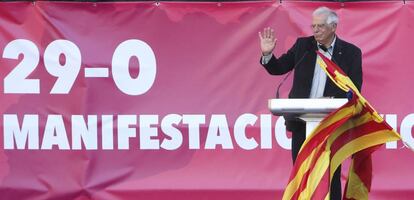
[311,24,328,29]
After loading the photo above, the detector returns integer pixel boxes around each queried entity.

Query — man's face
[312,14,336,45]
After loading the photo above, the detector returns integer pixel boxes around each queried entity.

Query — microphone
[275,51,309,98]
[318,44,328,52]
[318,44,338,64]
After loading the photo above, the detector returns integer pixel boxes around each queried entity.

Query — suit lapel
[301,37,318,96]
[332,37,344,69]
[324,37,345,96]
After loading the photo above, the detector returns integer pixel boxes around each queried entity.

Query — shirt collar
[318,35,336,51]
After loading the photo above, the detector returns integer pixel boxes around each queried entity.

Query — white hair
[313,6,339,25]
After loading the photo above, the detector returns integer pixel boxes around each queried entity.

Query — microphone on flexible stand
[275,51,309,98]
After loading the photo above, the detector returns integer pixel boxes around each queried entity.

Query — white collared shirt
[309,36,336,98]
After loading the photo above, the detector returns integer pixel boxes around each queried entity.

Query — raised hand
[258,27,277,56]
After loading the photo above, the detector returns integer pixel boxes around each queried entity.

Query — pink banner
[0,1,413,199]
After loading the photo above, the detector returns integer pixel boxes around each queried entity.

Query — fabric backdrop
[0,1,413,199]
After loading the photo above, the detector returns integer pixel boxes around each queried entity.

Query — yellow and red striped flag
[282,52,401,200]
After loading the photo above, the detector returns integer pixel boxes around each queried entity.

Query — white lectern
[268,98,348,137]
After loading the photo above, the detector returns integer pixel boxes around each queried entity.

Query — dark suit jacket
[261,36,363,130]
[261,36,362,99]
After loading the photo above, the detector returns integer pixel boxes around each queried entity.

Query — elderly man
[259,6,362,200]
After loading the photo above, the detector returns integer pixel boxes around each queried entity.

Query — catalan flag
[281,51,401,200]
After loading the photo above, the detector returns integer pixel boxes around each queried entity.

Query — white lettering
[275,116,291,150]
[140,115,159,149]
[234,113,258,150]
[384,114,398,149]
[72,115,97,150]
[401,113,414,148]
[205,115,233,149]
[4,114,39,149]
[118,115,137,150]
[260,114,272,149]
[41,115,70,150]
[102,115,114,150]
[161,114,183,150]
[182,115,205,149]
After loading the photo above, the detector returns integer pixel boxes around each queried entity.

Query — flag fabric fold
[282,51,401,200]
